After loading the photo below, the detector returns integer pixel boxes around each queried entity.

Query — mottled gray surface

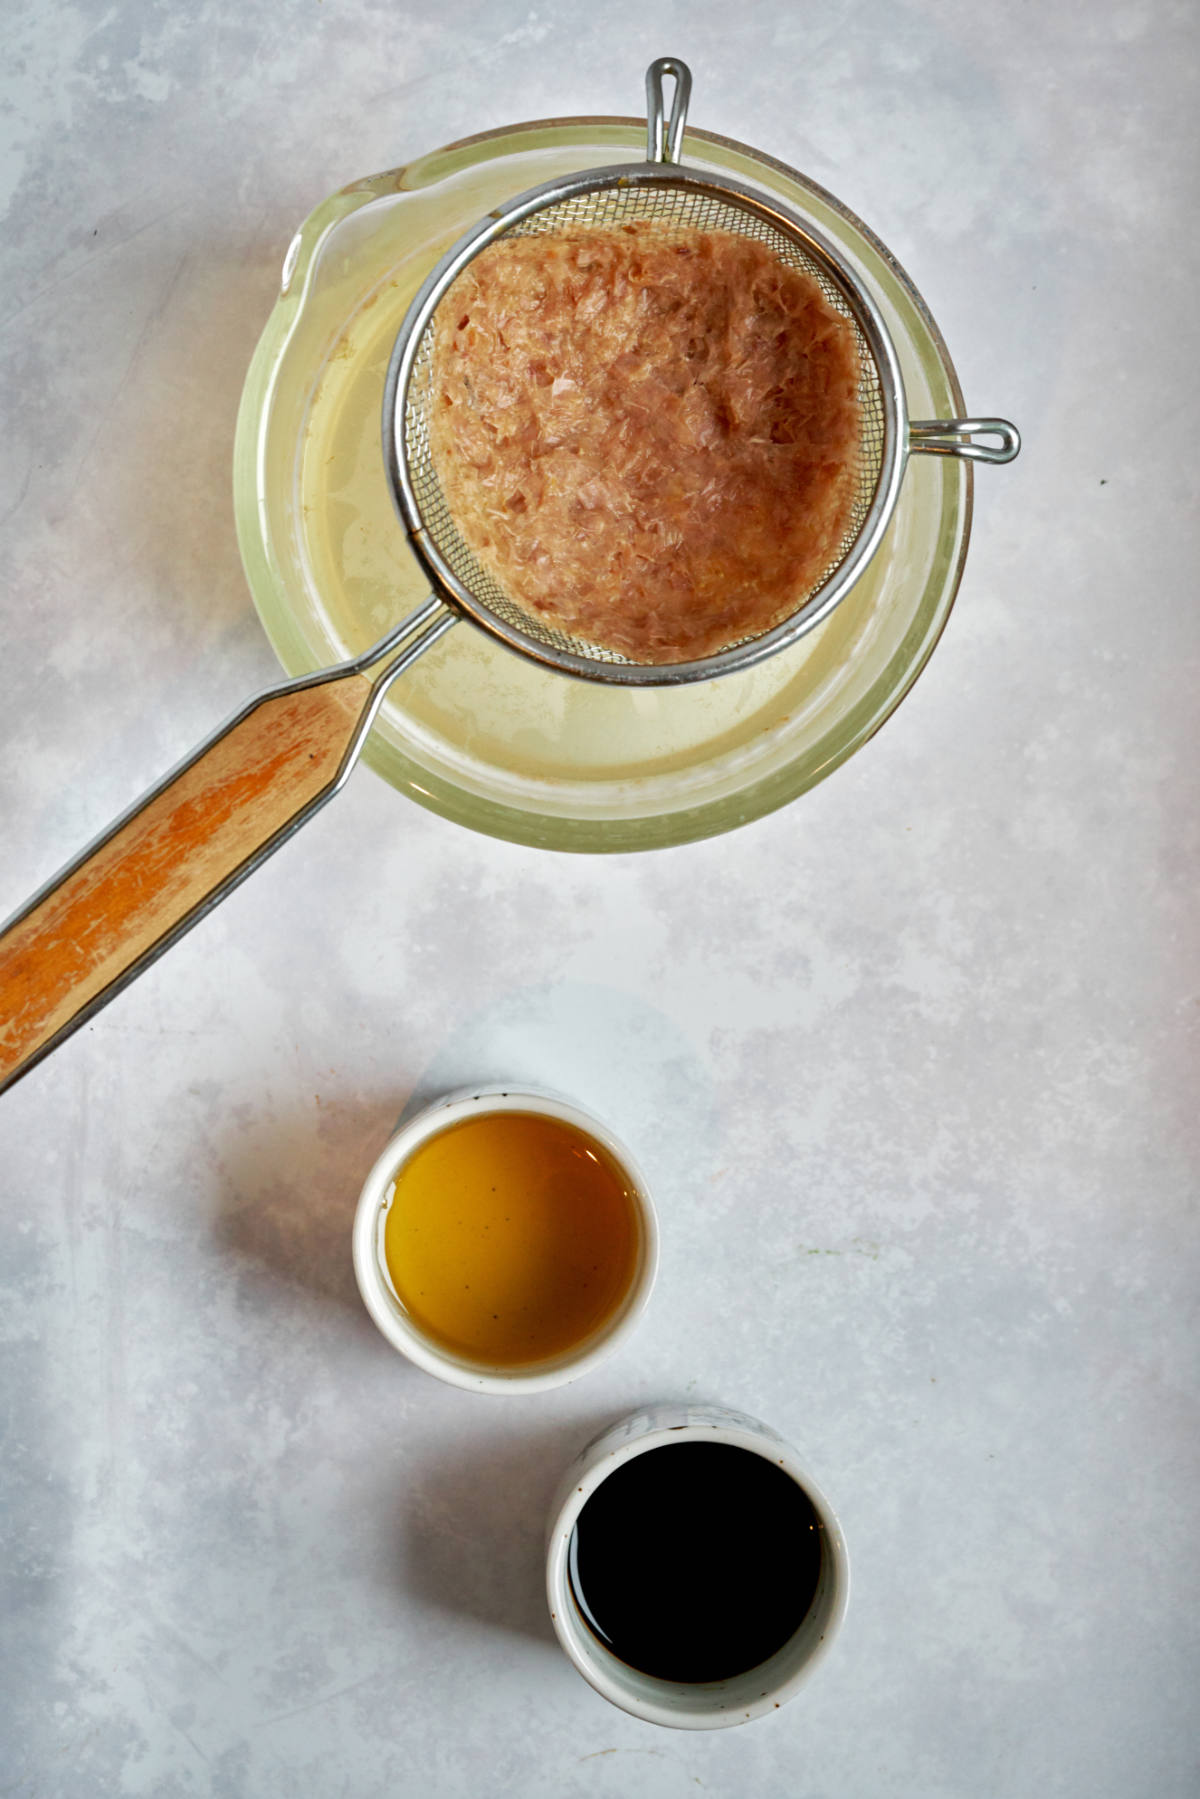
[2,2,1198,1794]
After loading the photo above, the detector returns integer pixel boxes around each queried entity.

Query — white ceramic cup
[351,1085,657,1394]
[545,1403,849,1729]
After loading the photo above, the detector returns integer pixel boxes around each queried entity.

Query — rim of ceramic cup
[351,1085,658,1394]
[545,1404,850,1729]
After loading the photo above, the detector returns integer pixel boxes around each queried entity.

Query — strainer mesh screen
[403,180,889,667]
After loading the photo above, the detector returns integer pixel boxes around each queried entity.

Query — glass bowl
[233,118,972,852]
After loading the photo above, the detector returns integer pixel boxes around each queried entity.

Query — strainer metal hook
[646,56,692,164]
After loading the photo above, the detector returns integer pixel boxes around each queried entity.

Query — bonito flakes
[428,224,862,664]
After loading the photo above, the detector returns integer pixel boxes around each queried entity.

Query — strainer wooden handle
[0,600,455,1097]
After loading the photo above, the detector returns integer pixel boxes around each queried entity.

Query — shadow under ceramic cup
[351,1085,657,1394]
[545,1403,849,1729]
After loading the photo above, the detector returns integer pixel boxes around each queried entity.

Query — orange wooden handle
[0,672,373,1092]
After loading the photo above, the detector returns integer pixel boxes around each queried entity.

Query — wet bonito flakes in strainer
[386,56,1017,689]
[427,223,863,665]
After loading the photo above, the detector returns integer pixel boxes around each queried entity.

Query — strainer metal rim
[382,159,908,688]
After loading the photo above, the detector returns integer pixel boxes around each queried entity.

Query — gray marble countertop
[2,3,1197,1794]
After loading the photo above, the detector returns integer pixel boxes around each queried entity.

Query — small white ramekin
[545,1402,849,1728]
[351,1085,657,1395]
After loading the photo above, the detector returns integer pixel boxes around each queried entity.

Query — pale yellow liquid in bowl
[237,128,970,848]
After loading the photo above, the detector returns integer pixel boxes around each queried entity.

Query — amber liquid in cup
[382,1111,641,1367]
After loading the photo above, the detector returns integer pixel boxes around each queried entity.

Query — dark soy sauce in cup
[568,1441,823,1683]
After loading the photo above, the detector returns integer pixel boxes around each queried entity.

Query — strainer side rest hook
[645,55,692,163]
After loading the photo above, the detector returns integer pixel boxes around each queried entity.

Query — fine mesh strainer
[382,55,1019,687]
[0,56,1019,1096]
